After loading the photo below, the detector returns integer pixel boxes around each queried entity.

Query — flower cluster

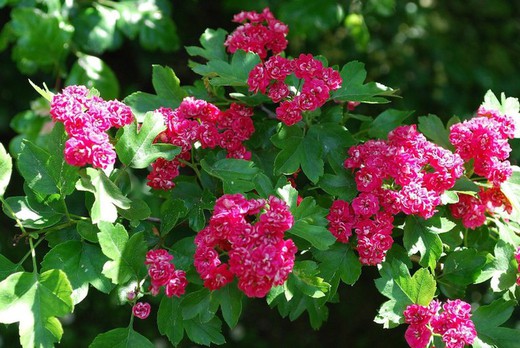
[450,186,512,229]
[450,105,515,186]
[403,299,477,348]
[145,249,187,297]
[328,125,464,265]
[194,194,297,298]
[50,85,134,169]
[327,199,394,265]
[224,8,288,59]
[147,98,255,190]
[515,246,520,286]
[248,53,342,126]
[132,302,151,320]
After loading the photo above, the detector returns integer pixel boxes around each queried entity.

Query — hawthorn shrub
[0,6,520,348]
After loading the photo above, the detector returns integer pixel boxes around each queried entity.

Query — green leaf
[192,50,261,87]
[77,220,100,243]
[331,61,398,103]
[41,241,113,304]
[213,282,243,328]
[15,122,78,197]
[0,270,73,348]
[403,268,437,306]
[0,142,12,197]
[2,196,61,229]
[9,8,73,74]
[46,122,80,196]
[152,65,188,103]
[116,111,181,168]
[184,317,226,346]
[0,254,22,282]
[288,261,331,299]
[418,114,453,150]
[374,260,413,328]
[169,237,196,272]
[76,168,131,223]
[477,240,518,292]
[279,0,344,39]
[124,65,187,118]
[158,296,184,346]
[200,158,260,193]
[403,215,443,270]
[472,298,518,348]
[17,139,71,197]
[438,249,487,298]
[307,123,356,156]
[89,327,154,348]
[181,287,214,321]
[97,222,147,284]
[72,5,121,55]
[500,165,520,222]
[271,125,324,183]
[289,197,336,250]
[368,109,413,138]
[138,10,179,52]
[375,260,436,328]
[65,55,120,100]
[117,198,151,222]
[186,28,228,61]
[160,198,188,236]
[314,243,362,285]
[318,172,357,201]
[171,179,214,231]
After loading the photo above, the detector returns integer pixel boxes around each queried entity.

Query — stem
[260,105,277,119]
[61,197,72,222]
[178,157,203,184]
[37,220,78,235]
[29,237,38,275]
[0,197,29,236]
[17,237,45,268]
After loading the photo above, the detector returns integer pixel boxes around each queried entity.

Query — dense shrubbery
[1,1,520,347]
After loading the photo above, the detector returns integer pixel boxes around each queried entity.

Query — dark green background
[1,0,519,347]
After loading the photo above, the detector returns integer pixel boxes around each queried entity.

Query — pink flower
[132,302,151,320]
[144,249,187,297]
[194,193,296,297]
[224,8,288,59]
[404,324,432,348]
[50,85,135,169]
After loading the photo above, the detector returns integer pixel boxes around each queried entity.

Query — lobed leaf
[89,327,154,348]
[116,111,181,169]
[288,197,336,250]
[76,168,131,224]
[0,142,12,197]
[41,240,113,305]
[0,270,73,348]
[403,215,443,270]
[331,61,398,103]
[200,158,260,193]
[97,222,147,285]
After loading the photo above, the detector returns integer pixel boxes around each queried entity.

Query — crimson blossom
[403,299,477,348]
[194,194,297,298]
[248,54,342,126]
[224,7,288,59]
[50,85,134,169]
[448,104,516,229]
[144,249,187,298]
[327,124,464,265]
[147,98,255,190]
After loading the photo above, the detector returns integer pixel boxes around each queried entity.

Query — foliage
[1,1,520,348]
